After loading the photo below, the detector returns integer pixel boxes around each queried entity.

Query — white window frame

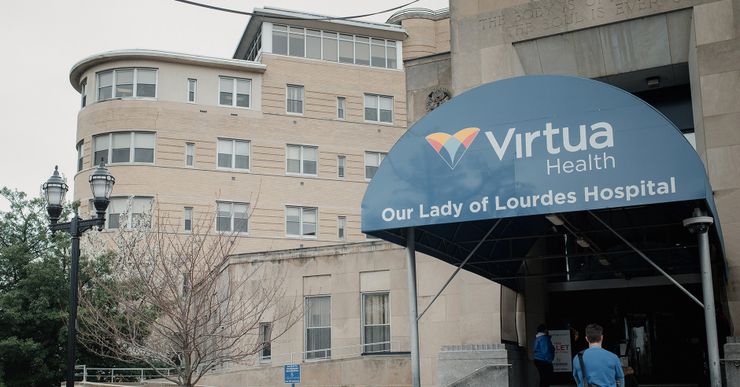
[285,206,318,239]
[286,84,305,115]
[216,138,250,171]
[364,151,386,181]
[187,78,197,103]
[364,94,393,124]
[215,201,250,234]
[184,207,193,233]
[285,144,318,176]
[337,96,346,120]
[92,131,156,165]
[259,322,272,362]
[361,292,391,353]
[218,76,251,108]
[80,78,87,108]
[337,216,346,240]
[269,24,399,69]
[76,141,84,172]
[95,68,158,101]
[337,155,346,179]
[185,142,195,167]
[103,196,153,230]
[304,295,331,361]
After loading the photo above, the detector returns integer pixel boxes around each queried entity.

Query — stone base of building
[437,344,525,387]
[726,336,740,386]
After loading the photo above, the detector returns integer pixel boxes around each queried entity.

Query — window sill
[218,104,252,110]
[285,172,318,178]
[286,111,304,116]
[363,120,395,126]
[216,167,251,173]
[285,235,318,240]
[96,97,158,104]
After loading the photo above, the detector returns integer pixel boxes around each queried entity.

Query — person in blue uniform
[533,323,555,387]
[573,323,625,387]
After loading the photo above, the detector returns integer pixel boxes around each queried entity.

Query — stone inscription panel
[473,0,711,43]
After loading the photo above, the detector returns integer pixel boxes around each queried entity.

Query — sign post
[550,330,573,372]
[284,364,300,386]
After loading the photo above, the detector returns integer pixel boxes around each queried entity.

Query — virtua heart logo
[425,128,480,169]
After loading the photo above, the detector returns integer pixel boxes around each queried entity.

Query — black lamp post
[42,164,115,387]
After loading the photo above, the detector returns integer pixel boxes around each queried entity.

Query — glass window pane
[387,44,397,69]
[355,39,369,66]
[338,38,353,64]
[322,33,337,61]
[136,69,156,97]
[233,203,248,233]
[371,43,385,67]
[134,148,154,163]
[306,32,321,59]
[236,79,250,94]
[365,94,378,108]
[236,93,249,108]
[235,140,249,156]
[273,25,288,55]
[111,133,131,163]
[218,140,233,168]
[134,132,154,148]
[108,213,120,229]
[235,154,249,169]
[365,107,377,121]
[115,70,134,97]
[137,69,156,84]
[289,29,305,57]
[98,71,113,100]
[379,96,393,110]
[220,92,233,106]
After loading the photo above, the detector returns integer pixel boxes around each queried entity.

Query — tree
[0,188,130,386]
[78,205,301,387]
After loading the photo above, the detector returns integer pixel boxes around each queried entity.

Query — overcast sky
[0,0,447,211]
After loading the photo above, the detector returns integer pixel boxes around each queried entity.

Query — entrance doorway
[548,284,708,386]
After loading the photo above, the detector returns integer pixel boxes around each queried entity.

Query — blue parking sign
[284,364,300,384]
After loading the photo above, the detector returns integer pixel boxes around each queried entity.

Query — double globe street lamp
[42,163,115,387]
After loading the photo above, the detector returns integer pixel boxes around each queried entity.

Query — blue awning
[361,75,725,290]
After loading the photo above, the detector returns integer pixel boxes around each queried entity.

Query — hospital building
[68,1,740,385]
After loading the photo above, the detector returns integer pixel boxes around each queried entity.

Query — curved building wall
[72,52,407,254]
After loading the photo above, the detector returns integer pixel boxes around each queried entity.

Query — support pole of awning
[405,228,421,387]
[684,209,721,387]
[587,210,704,308]
[417,219,501,321]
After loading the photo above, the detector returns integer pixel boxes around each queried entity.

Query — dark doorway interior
[548,284,707,386]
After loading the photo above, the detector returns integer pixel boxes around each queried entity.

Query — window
[322,31,338,61]
[362,293,390,353]
[289,26,305,57]
[364,152,386,180]
[186,143,195,167]
[217,139,250,170]
[216,201,249,233]
[287,85,304,114]
[337,155,346,178]
[184,207,193,232]
[337,216,346,240]
[76,141,84,172]
[105,197,153,229]
[337,97,345,120]
[80,78,87,108]
[182,272,191,297]
[93,132,155,165]
[273,25,288,55]
[306,30,321,59]
[355,36,370,66]
[286,145,317,175]
[259,322,272,362]
[286,206,317,238]
[305,296,331,360]
[364,94,393,123]
[338,34,354,64]
[96,68,157,101]
[371,38,386,68]
[187,78,197,103]
[219,77,251,108]
[269,24,398,68]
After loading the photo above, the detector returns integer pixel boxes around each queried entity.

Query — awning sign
[362,75,711,233]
